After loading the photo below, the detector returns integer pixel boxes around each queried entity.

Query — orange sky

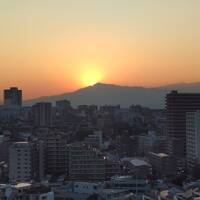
[0,0,200,100]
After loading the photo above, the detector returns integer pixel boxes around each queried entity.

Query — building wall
[166,91,200,157]
[148,152,175,177]
[67,144,105,181]
[32,102,52,127]
[186,111,200,171]
[9,142,38,182]
[45,132,68,176]
[9,142,31,182]
[73,182,102,194]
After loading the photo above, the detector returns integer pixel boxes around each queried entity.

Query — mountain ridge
[23,82,200,109]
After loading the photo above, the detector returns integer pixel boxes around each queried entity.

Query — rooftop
[15,182,31,189]
[14,141,29,145]
[150,152,169,158]
[121,158,151,167]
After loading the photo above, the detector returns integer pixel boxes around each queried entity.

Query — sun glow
[81,66,103,87]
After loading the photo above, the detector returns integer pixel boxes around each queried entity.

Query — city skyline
[2,82,200,108]
[1,0,200,100]
[1,1,200,197]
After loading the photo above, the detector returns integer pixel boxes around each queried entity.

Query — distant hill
[23,82,200,109]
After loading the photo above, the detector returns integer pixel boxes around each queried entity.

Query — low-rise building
[23,185,54,200]
[121,158,151,179]
[106,175,150,194]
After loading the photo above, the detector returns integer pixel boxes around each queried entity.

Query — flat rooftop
[150,152,169,158]
[121,158,151,167]
[15,182,31,188]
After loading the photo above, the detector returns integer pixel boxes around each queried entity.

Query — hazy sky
[0,0,200,99]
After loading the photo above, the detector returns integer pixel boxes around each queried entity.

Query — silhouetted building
[55,100,72,125]
[100,105,120,113]
[32,102,52,127]
[166,91,200,157]
[56,99,71,111]
[78,105,89,114]
[4,87,22,107]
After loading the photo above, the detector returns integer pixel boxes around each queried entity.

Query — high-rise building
[4,87,22,107]
[55,100,71,124]
[9,142,38,182]
[166,91,200,156]
[186,111,200,172]
[32,102,52,127]
[44,132,68,176]
[56,99,71,111]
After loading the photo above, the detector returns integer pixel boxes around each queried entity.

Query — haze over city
[1,0,200,100]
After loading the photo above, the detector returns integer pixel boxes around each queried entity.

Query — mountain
[23,82,200,109]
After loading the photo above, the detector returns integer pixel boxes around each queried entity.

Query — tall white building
[9,142,38,182]
[186,110,200,171]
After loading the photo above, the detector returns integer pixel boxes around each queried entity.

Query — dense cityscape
[1,0,200,199]
[0,87,200,199]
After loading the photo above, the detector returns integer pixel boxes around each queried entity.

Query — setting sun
[81,67,103,87]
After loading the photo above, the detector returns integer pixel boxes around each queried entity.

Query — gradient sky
[0,0,200,100]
